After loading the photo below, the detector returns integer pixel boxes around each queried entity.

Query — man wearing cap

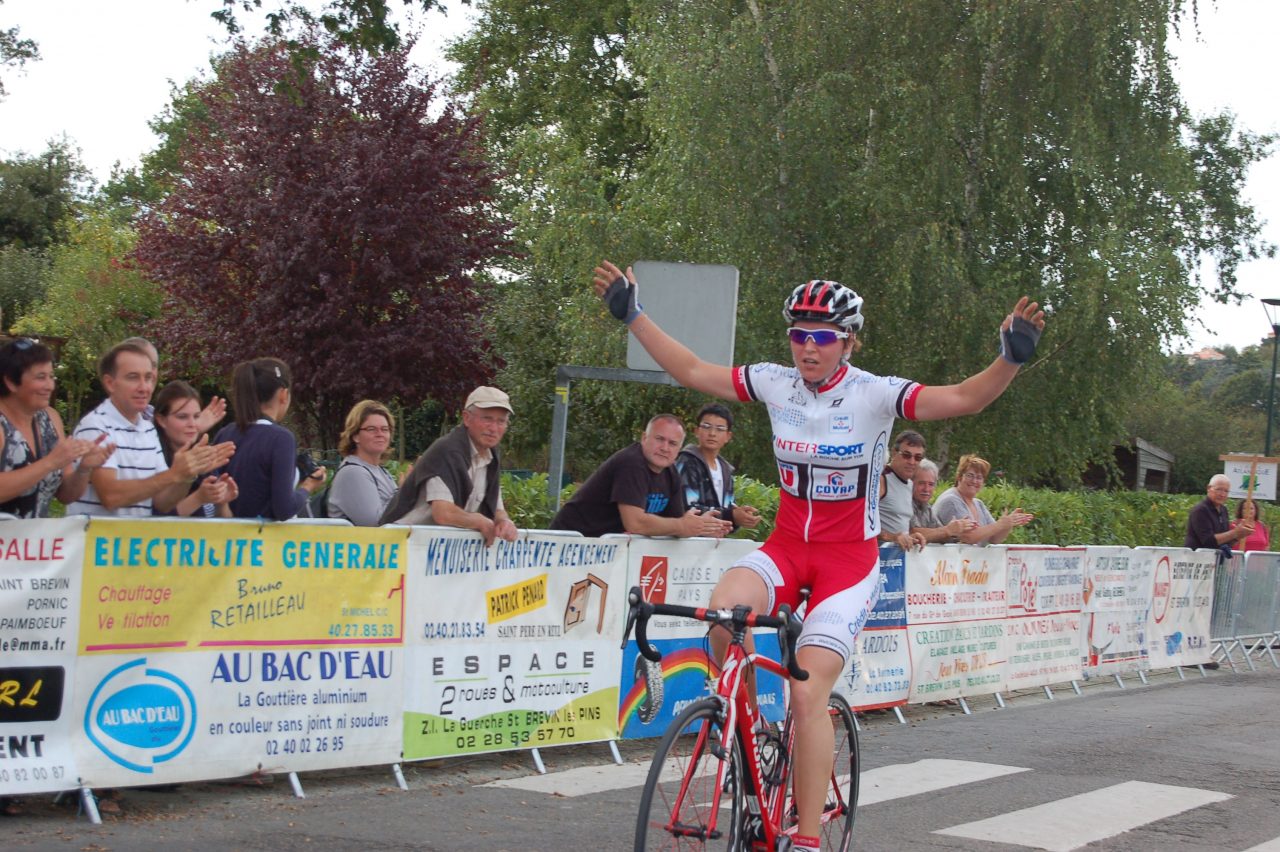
[378,386,518,544]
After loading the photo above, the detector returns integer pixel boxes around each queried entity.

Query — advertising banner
[1003,548,1084,690]
[1143,548,1217,668]
[1081,546,1151,675]
[402,530,627,759]
[905,545,1007,702]
[72,519,407,787]
[838,545,910,710]
[0,519,84,795]
[616,538,783,738]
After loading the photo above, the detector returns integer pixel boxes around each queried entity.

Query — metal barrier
[1210,550,1280,671]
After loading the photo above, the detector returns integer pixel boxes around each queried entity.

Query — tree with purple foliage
[134,30,509,442]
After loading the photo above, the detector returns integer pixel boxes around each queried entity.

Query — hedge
[500,473,1275,549]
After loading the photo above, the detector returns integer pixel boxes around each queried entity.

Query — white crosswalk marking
[859,759,1030,805]
[481,756,1026,802]
[480,759,677,796]
[1241,839,1280,852]
[934,780,1232,851]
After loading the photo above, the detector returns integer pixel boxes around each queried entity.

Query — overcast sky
[1,0,1275,352]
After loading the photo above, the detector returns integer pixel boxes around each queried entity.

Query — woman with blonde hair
[933,453,1033,545]
[327,400,398,526]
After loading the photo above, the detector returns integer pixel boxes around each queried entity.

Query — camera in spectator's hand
[296,451,321,483]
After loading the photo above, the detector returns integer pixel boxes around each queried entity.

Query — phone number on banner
[326,623,397,638]
[421,621,487,640]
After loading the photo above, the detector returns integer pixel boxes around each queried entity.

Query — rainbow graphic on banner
[617,647,714,729]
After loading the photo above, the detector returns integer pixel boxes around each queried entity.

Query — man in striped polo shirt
[65,342,234,517]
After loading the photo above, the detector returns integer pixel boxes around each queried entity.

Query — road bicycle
[623,586,859,851]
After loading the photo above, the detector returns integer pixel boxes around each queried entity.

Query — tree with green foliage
[12,213,163,422]
[0,140,90,250]
[0,244,48,330]
[0,0,39,99]
[454,0,1274,487]
[101,80,213,219]
[210,0,447,53]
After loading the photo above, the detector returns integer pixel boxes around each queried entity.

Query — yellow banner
[79,520,408,654]
[485,573,548,624]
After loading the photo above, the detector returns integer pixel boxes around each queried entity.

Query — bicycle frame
[625,586,855,850]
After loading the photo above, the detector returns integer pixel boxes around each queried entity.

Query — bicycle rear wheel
[781,693,859,851]
[636,697,747,851]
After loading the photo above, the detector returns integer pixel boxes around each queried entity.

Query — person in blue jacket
[214,358,326,520]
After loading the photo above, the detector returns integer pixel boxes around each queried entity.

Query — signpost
[1219,453,1279,501]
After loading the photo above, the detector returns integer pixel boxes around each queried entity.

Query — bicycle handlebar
[621,586,809,681]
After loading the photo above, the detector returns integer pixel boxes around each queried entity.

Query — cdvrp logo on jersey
[814,470,860,498]
[84,658,197,773]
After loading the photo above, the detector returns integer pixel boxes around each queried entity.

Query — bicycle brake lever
[776,605,809,681]
[634,600,662,662]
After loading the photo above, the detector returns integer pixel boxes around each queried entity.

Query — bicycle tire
[635,697,748,851]
[635,654,665,725]
[781,693,859,851]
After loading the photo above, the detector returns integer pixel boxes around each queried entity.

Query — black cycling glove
[603,275,643,325]
[1000,314,1041,365]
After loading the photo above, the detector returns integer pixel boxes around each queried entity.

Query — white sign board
[626,261,738,372]
[1224,459,1277,500]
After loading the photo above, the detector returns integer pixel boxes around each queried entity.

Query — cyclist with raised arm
[592,260,1044,851]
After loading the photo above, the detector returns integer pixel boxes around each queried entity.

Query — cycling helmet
[782,280,864,333]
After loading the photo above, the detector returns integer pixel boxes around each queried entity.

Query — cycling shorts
[732,533,879,663]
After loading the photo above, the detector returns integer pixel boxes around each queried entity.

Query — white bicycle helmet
[782,280,864,333]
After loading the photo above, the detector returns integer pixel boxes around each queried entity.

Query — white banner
[839,546,911,710]
[1081,546,1151,675]
[0,519,84,795]
[402,529,627,759]
[1003,548,1084,690]
[1143,548,1217,667]
[70,519,408,788]
[905,545,1007,702]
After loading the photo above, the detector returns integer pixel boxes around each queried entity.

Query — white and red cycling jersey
[732,362,922,543]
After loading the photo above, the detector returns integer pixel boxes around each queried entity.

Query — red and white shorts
[733,533,879,663]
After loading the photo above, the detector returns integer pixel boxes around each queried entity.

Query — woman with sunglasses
[326,400,399,526]
[0,338,113,519]
[933,453,1033,546]
[592,259,1045,851]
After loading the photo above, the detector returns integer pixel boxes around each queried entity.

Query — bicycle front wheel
[636,697,748,851]
[821,693,859,851]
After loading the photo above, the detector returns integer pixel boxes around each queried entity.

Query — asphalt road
[9,664,1280,851]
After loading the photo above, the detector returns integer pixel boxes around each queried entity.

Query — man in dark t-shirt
[551,414,734,538]
[1185,473,1252,551]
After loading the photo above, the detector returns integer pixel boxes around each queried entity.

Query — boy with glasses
[676,403,762,533]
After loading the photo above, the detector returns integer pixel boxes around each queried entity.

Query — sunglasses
[698,422,729,433]
[897,449,924,462]
[787,327,849,347]
[10,338,35,351]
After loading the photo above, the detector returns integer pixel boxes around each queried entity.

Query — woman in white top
[327,400,399,526]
